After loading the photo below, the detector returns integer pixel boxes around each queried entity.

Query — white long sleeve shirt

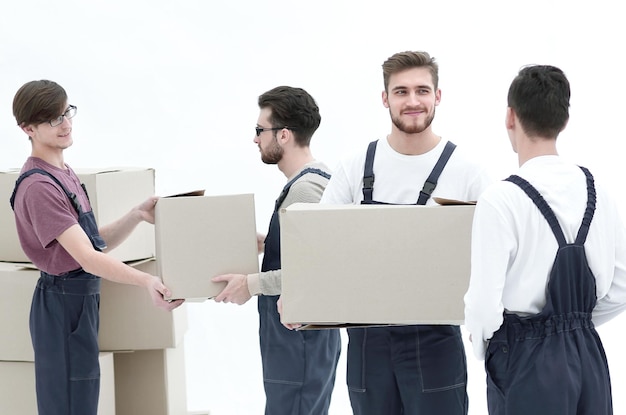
[464,156,626,360]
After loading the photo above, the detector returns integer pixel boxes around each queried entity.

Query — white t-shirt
[464,155,626,360]
[321,137,492,205]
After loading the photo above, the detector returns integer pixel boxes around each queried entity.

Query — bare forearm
[99,196,157,252]
[80,249,152,287]
[99,208,145,251]
[57,223,181,310]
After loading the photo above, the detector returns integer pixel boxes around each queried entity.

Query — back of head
[382,51,439,92]
[507,65,570,138]
[258,86,321,147]
[13,80,68,127]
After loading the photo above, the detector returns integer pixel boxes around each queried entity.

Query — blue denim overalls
[486,167,612,415]
[258,167,342,415]
[347,140,468,415]
[11,168,106,415]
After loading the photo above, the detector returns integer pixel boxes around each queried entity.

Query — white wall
[2,1,625,413]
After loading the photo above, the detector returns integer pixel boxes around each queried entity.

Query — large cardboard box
[0,167,155,263]
[280,203,475,327]
[0,352,116,415]
[98,352,117,415]
[0,262,38,361]
[155,193,259,300]
[99,258,188,351]
[0,258,186,356]
[113,346,187,415]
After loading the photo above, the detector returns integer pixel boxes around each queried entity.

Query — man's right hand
[277,296,302,330]
[148,276,184,311]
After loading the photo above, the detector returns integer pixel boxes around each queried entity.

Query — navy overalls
[486,167,612,415]
[347,140,468,415]
[11,169,107,415]
[258,167,342,415]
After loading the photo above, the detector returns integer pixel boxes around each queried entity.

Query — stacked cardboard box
[99,258,188,351]
[113,347,187,415]
[0,262,38,362]
[0,264,115,414]
[0,168,192,414]
[0,167,156,263]
[0,352,116,415]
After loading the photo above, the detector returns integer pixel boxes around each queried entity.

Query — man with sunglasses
[212,86,341,414]
[10,79,184,415]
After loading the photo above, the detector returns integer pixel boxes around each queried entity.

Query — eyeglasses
[49,105,77,127]
[255,126,286,137]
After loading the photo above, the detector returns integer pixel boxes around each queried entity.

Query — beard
[390,107,435,134]
[260,134,283,164]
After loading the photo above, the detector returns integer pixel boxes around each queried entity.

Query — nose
[253,134,260,144]
[408,91,421,106]
[61,115,72,127]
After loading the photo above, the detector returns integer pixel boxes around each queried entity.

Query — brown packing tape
[433,197,477,205]
[164,190,206,198]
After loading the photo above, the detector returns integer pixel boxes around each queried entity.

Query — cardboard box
[99,258,188,351]
[0,352,116,415]
[155,193,259,300]
[113,346,187,415]
[0,262,38,361]
[280,203,475,327]
[0,167,155,263]
[99,352,116,415]
[0,257,187,356]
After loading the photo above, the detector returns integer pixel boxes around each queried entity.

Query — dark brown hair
[507,65,570,138]
[258,86,321,147]
[13,80,68,127]
[382,51,439,92]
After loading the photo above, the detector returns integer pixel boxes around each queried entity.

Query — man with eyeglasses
[212,86,341,415]
[10,79,184,415]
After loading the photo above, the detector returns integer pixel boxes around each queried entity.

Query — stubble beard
[390,108,436,134]
[260,134,283,165]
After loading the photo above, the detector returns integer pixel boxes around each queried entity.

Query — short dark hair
[382,51,439,92]
[507,65,570,138]
[13,80,68,127]
[258,86,321,147]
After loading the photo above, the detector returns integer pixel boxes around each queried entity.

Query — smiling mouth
[403,108,423,115]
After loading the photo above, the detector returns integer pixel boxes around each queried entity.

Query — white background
[1,1,625,413]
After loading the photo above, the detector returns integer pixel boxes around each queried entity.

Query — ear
[277,127,291,146]
[505,107,515,130]
[21,123,35,138]
[434,88,442,107]
[382,90,389,108]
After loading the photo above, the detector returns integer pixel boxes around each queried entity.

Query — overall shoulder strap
[362,140,378,203]
[416,141,457,205]
[574,166,596,245]
[274,167,331,211]
[10,168,83,214]
[505,174,567,247]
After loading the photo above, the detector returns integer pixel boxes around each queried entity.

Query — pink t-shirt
[12,157,94,275]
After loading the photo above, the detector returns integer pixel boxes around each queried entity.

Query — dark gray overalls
[486,167,612,415]
[11,168,106,415]
[347,139,468,415]
[257,167,342,415]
